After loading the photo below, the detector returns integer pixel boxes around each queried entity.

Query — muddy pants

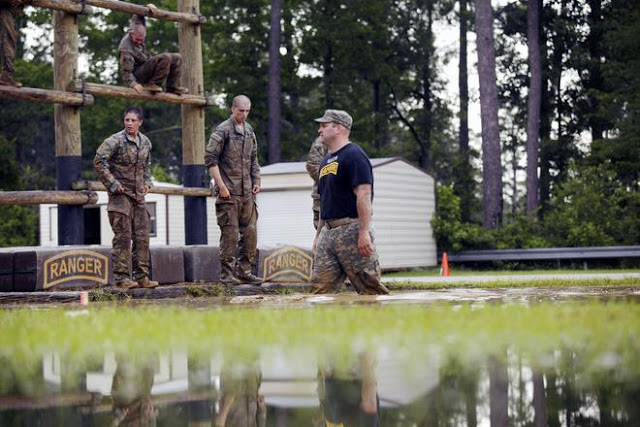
[108,199,151,283]
[134,52,182,88]
[215,195,258,280]
[0,5,18,75]
[311,222,389,295]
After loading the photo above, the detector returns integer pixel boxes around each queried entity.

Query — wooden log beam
[0,85,93,106]
[79,0,202,24]
[71,81,210,106]
[31,0,94,14]
[0,191,98,206]
[73,181,212,197]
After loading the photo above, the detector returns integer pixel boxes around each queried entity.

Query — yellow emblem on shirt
[319,162,338,178]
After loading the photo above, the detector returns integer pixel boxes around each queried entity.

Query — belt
[325,217,358,229]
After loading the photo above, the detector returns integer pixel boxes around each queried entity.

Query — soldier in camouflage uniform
[0,0,27,87]
[94,106,158,290]
[118,12,188,95]
[205,95,263,285]
[305,137,328,230]
[311,110,389,295]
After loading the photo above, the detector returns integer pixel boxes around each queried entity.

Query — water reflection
[216,356,266,427]
[1,346,639,426]
[110,355,157,426]
[318,352,379,426]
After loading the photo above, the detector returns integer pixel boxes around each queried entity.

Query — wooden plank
[83,0,204,24]
[32,0,203,23]
[0,85,93,106]
[71,81,210,106]
[73,180,212,197]
[31,0,94,14]
[0,191,98,206]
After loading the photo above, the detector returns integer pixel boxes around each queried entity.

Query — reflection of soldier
[117,8,188,95]
[93,107,158,290]
[311,110,389,295]
[319,353,379,426]
[305,137,328,230]
[205,95,263,286]
[111,356,157,427]
[0,0,27,87]
[215,360,266,427]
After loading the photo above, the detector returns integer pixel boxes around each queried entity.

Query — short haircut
[124,106,143,120]
[232,95,251,108]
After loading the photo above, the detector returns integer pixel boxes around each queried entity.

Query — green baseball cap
[314,109,353,130]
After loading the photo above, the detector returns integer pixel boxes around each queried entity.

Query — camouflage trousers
[311,222,389,295]
[108,199,151,283]
[0,6,17,74]
[215,195,258,280]
[134,52,182,88]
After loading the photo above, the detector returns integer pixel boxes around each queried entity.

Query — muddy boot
[138,278,159,289]
[117,279,139,290]
[0,72,22,88]
[219,275,241,285]
[167,86,189,95]
[236,271,264,285]
[144,84,163,93]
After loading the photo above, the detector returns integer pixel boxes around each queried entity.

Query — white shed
[39,157,437,270]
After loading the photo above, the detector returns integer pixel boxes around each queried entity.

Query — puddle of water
[1,296,640,425]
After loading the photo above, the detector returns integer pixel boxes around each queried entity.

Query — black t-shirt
[317,143,374,220]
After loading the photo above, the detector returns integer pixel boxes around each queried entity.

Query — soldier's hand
[251,184,261,194]
[132,83,144,94]
[218,185,231,200]
[114,185,125,194]
[146,3,157,14]
[358,230,373,258]
[142,185,151,195]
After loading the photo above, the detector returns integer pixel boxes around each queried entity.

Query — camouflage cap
[314,109,353,130]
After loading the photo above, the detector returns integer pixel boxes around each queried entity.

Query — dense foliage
[0,0,639,250]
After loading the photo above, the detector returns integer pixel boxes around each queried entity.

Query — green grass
[384,276,640,290]
[1,300,640,391]
[383,268,640,277]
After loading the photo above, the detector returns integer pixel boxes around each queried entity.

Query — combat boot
[0,72,22,88]
[168,86,189,95]
[144,84,163,93]
[117,279,139,290]
[219,275,241,285]
[138,278,159,289]
[236,271,264,285]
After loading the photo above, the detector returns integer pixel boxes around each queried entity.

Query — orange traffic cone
[440,252,450,277]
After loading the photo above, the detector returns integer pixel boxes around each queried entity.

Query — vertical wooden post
[54,10,84,245]
[178,0,207,245]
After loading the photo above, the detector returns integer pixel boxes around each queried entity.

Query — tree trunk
[457,0,473,222]
[474,0,503,229]
[526,0,542,216]
[267,0,282,164]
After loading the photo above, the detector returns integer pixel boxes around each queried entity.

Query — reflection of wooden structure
[0,0,209,246]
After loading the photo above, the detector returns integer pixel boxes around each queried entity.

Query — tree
[267,0,282,164]
[475,0,503,229]
[526,0,542,217]
[454,0,478,223]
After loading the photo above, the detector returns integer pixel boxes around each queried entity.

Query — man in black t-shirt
[311,109,389,295]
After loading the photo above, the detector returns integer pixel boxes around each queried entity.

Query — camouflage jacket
[118,33,149,87]
[204,116,261,198]
[305,137,328,202]
[93,130,153,212]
